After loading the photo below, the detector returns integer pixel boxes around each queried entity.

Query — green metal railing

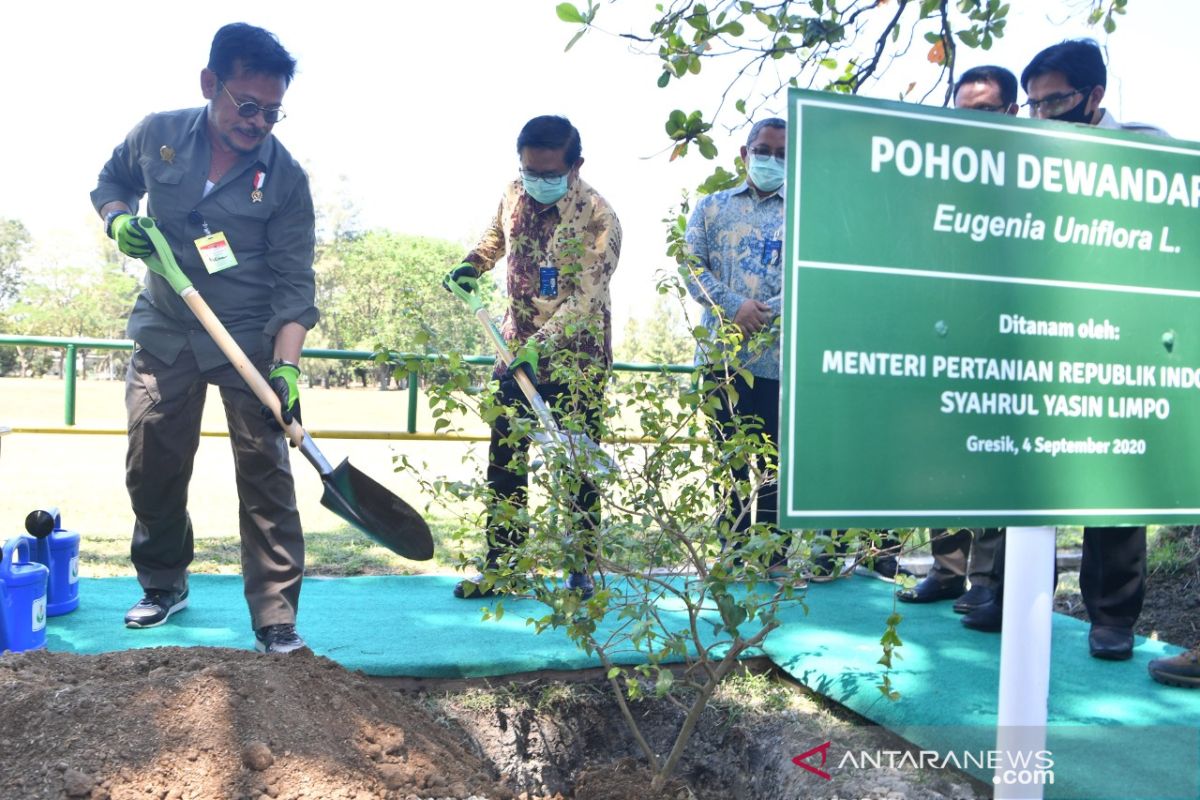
[0,335,693,432]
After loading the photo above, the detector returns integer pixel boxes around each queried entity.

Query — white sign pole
[993,525,1056,799]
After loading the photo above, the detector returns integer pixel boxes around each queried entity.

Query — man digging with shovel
[91,23,316,654]
[445,115,622,601]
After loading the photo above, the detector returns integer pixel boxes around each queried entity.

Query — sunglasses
[220,83,287,124]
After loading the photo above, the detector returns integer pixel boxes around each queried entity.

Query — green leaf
[565,28,587,52]
[719,21,745,36]
[607,667,621,679]
[666,109,688,137]
[657,70,671,88]
[555,2,585,24]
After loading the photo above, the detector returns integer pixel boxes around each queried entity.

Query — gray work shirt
[91,107,318,371]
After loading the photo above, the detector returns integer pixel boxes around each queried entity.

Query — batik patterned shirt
[684,181,785,380]
[464,177,622,379]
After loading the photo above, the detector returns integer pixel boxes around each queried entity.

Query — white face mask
[748,154,785,192]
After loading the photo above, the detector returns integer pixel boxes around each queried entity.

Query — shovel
[446,277,614,477]
[134,217,434,561]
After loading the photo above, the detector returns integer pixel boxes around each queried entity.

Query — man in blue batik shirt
[684,118,788,576]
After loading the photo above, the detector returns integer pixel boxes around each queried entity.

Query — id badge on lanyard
[762,238,782,266]
[194,232,239,273]
[190,211,239,274]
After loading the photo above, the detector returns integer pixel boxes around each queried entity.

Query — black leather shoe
[1089,625,1134,660]
[953,584,995,614]
[961,599,1003,632]
[897,575,965,603]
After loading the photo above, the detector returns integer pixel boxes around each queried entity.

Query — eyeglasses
[220,83,287,124]
[1023,86,1091,118]
[519,167,569,182]
[749,146,786,161]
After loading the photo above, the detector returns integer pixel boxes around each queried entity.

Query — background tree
[0,218,33,374]
[558,0,1129,191]
[616,293,694,367]
[314,230,496,388]
[5,243,138,378]
[0,218,31,308]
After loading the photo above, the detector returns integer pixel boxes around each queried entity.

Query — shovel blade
[319,458,434,561]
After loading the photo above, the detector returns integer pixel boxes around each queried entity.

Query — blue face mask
[748,154,785,192]
[522,173,570,204]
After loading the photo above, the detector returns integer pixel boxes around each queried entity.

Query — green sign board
[779,89,1200,528]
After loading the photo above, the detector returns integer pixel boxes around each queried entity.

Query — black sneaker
[565,571,595,600]
[124,588,189,628]
[453,573,500,599]
[255,623,308,654]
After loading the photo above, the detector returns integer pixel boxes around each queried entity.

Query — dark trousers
[125,346,304,630]
[706,372,784,562]
[985,527,1143,627]
[1080,526,1146,629]
[484,380,600,567]
[928,528,1005,588]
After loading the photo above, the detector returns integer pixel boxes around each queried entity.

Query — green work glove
[442,263,479,294]
[107,213,152,259]
[267,360,303,427]
[501,342,539,398]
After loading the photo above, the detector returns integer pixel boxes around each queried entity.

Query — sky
[1,0,1195,333]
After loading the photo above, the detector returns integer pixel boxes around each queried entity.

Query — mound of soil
[0,647,508,800]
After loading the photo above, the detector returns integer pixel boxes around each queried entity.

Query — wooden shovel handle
[180,289,305,448]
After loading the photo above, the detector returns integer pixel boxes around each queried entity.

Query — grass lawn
[1,376,488,575]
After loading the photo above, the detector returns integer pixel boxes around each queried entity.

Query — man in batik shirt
[445,115,621,601]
